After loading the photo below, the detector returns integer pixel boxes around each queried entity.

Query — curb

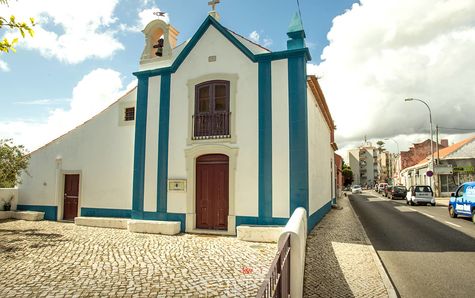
[347,194,398,298]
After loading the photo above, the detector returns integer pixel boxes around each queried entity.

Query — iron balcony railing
[192,111,231,140]
[256,233,291,298]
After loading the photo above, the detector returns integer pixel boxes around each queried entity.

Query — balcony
[192,111,231,140]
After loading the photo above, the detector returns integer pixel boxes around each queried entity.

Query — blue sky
[0,0,357,149]
[1,0,475,154]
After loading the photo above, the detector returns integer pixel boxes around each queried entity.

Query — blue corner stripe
[157,73,171,213]
[258,60,273,222]
[308,200,332,232]
[288,54,309,215]
[132,76,149,216]
[81,208,131,218]
[16,205,57,221]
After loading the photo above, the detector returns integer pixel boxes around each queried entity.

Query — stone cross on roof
[208,0,220,11]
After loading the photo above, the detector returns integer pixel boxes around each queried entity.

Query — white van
[406,185,435,206]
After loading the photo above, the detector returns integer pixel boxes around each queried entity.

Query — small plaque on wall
[168,179,187,192]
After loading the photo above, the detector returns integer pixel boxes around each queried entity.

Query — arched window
[193,80,230,139]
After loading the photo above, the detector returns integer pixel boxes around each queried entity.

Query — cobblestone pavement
[303,194,390,298]
[0,220,276,297]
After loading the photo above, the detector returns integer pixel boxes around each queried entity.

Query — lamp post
[404,98,435,186]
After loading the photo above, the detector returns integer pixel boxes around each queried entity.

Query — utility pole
[435,125,440,196]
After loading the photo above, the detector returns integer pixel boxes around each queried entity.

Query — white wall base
[237,225,284,243]
[74,217,128,229]
[128,219,181,235]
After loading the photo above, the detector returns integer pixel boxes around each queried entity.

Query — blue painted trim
[16,205,57,221]
[256,48,311,62]
[157,73,171,214]
[308,200,332,232]
[288,53,309,216]
[258,60,273,223]
[142,212,186,232]
[132,76,149,218]
[81,208,131,218]
[132,16,311,79]
[236,216,289,227]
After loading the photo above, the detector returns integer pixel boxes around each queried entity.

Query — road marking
[409,208,417,212]
[445,221,462,228]
[420,212,435,218]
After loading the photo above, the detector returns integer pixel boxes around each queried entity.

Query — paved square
[0,220,276,297]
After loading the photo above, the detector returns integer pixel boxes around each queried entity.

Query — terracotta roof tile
[416,136,475,166]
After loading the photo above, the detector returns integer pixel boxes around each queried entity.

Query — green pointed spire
[287,12,306,50]
[288,11,304,33]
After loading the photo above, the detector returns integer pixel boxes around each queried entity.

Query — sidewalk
[303,194,396,298]
[435,197,449,207]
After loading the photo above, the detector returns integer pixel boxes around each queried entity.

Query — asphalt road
[349,191,475,298]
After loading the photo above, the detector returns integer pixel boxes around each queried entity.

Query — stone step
[128,219,181,235]
[0,211,44,221]
[237,225,284,243]
[74,217,128,229]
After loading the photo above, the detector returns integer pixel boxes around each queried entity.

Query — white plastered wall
[143,76,161,212]
[271,59,290,218]
[167,25,259,217]
[18,89,137,218]
[307,88,333,215]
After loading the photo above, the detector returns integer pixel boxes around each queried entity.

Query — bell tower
[140,19,179,65]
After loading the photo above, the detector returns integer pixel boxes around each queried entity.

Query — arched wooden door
[196,154,229,230]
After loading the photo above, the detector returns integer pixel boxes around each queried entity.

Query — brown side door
[196,154,229,230]
[63,174,80,220]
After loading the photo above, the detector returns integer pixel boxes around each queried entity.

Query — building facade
[348,145,379,187]
[400,137,475,196]
[17,12,337,233]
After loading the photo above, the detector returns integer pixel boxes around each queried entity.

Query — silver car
[351,185,363,194]
[406,185,436,206]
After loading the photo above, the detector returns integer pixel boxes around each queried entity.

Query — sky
[1,0,475,157]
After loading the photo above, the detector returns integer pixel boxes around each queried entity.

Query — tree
[0,139,30,188]
[0,0,36,53]
[342,161,354,186]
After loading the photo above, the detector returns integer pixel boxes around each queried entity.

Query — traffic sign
[426,170,433,177]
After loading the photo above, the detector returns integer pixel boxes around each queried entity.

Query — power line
[296,0,303,20]
[438,126,475,131]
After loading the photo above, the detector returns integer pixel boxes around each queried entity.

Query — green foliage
[0,139,30,188]
[0,1,36,53]
[342,161,354,186]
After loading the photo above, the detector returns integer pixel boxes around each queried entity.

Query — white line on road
[445,221,462,228]
[409,208,417,212]
[420,212,435,218]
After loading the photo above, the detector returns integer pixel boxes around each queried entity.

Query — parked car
[406,185,435,206]
[378,183,388,194]
[448,181,475,223]
[388,185,407,200]
[351,185,362,194]
[383,185,393,197]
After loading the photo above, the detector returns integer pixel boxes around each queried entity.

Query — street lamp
[404,98,435,181]
[384,138,399,154]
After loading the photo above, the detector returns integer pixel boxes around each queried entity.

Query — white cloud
[248,30,273,48]
[249,31,260,43]
[0,68,135,150]
[120,7,169,33]
[0,59,9,72]
[311,0,475,151]
[1,0,123,64]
